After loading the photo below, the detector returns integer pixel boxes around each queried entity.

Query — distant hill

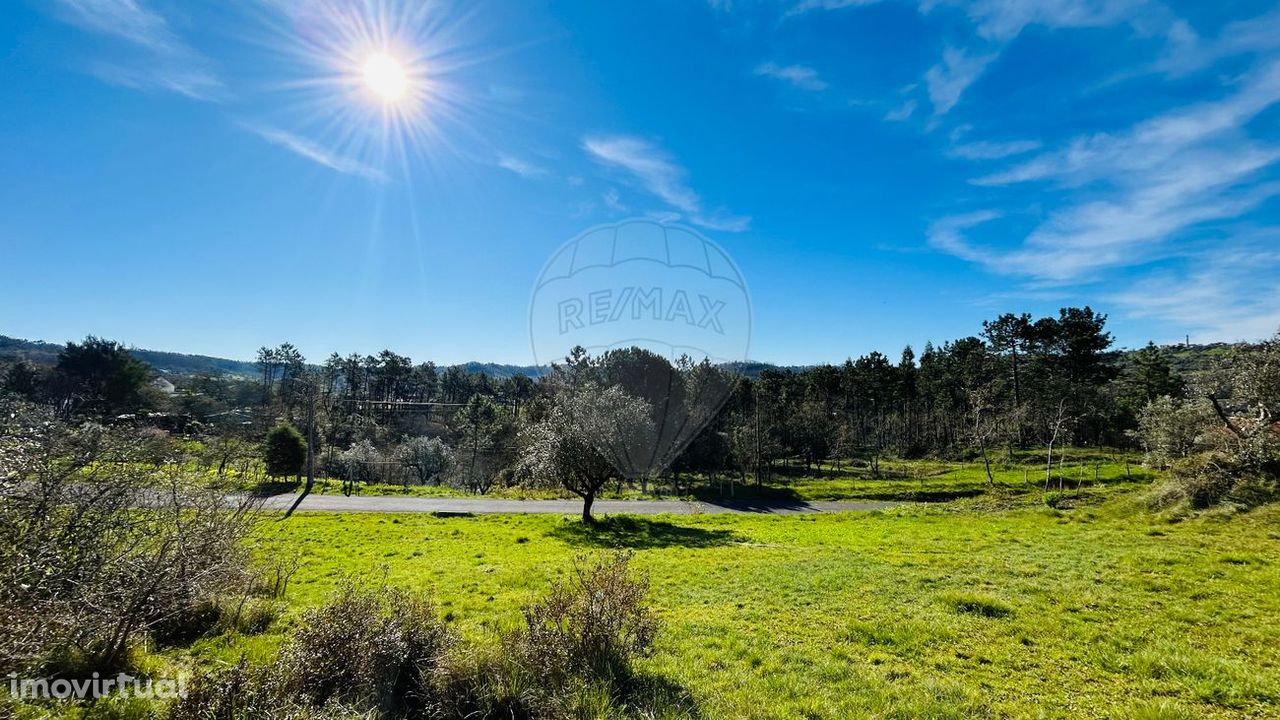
[1158,342,1244,376]
[458,360,796,379]
[5,333,1236,383]
[1,335,795,381]
[0,335,259,378]
[456,361,548,379]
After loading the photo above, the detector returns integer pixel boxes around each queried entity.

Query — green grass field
[208,485,1280,719]
[243,448,1157,507]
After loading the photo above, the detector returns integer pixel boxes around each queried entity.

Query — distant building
[151,377,176,395]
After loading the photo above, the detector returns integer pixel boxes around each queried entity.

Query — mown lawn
[217,496,1280,719]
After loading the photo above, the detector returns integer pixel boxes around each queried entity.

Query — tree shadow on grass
[548,516,741,550]
[894,487,988,503]
[689,483,814,512]
[618,671,702,719]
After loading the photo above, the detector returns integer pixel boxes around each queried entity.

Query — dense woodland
[3,306,1276,516]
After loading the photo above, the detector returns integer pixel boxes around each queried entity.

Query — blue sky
[2,0,1279,366]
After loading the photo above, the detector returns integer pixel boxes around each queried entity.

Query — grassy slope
[226,497,1280,719]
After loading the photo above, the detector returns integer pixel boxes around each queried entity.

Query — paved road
[252,493,897,516]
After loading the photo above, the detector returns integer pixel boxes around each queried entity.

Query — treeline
[719,307,1182,476]
[244,307,1185,492]
[0,307,1194,492]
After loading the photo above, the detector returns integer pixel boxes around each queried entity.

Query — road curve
[250,493,897,516]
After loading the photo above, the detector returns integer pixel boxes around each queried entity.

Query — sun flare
[362,52,408,103]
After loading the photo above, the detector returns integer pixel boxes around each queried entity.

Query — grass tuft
[938,591,1013,619]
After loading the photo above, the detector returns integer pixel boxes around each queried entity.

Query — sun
[362,52,409,103]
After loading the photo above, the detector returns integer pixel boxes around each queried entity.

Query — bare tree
[0,399,259,672]
[965,385,1013,487]
[1043,398,1074,490]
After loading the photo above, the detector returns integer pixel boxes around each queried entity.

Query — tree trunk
[1044,442,1054,490]
[581,491,596,524]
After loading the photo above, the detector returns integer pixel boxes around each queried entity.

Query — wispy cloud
[792,0,1192,117]
[926,210,1002,265]
[602,189,628,212]
[581,135,751,232]
[948,139,1040,160]
[53,0,221,99]
[786,0,882,16]
[924,47,996,115]
[244,125,386,181]
[932,59,1280,283]
[975,61,1280,187]
[1146,7,1280,77]
[496,153,548,179]
[884,99,917,122]
[1109,242,1280,342]
[755,62,828,91]
[952,0,1164,42]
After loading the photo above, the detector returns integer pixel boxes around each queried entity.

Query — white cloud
[756,1,1199,120]
[948,139,1040,160]
[244,125,386,181]
[53,0,221,99]
[1109,243,1280,342]
[787,0,882,16]
[496,153,548,179]
[926,210,1002,264]
[932,60,1280,283]
[884,99,917,122]
[951,0,1157,42]
[786,0,1199,119]
[975,61,1280,187]
[603,188,627,212]
[924,47,997,115]
[1151,6,1280,76]
[755,62,828,91]
[581,135,751,232]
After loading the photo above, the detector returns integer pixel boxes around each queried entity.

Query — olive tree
[520,384,651,523]
[1134,395,1212,469]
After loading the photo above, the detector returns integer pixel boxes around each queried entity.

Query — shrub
[264,423,307,479]
[149,598,224,646]
[176,558,691,720]
[1043,491,1068,509]
[1152,437,1280,509]
[435,553,688,719]
[1141,335,1280,510]
[0,400,259,674]
[1134,396,1212,469]
[174,584,450,720]
[279,583,451,714]
[514,552,658,681]
[171,658,363,720]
